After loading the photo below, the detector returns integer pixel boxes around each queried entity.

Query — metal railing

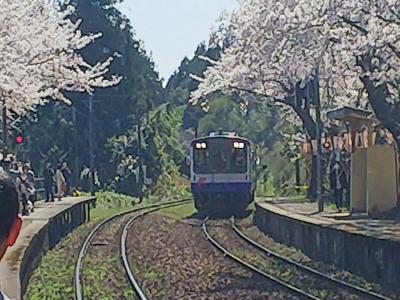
[33,177,45,201]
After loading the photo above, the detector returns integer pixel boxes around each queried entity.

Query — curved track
[120,201,192,300]
[75,199,191,300]
[202,217,319,300]
[203,217,392,300]
[232,217,390,300]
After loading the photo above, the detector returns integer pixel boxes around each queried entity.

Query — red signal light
[16,136,24,145]
[323,141,331,149]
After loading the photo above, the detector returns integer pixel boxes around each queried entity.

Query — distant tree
[106,104,186,195]
[0,0,121,155]
[20,0,163,184]
[166,43,221,130]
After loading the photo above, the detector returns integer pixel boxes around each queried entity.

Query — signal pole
[2,102,8,157]
[314,72,324,212]
[72,107,79,189]
[137,119,143,203]
[89,96,95,196]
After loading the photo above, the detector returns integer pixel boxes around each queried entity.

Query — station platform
[0,196,96,300]
[254,198,400,291]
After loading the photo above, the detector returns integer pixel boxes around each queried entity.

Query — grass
[144,270,164,281]
[26,222,95,299]
[26,182,193,300]
[26,191,138,300]
[157,202,196,222]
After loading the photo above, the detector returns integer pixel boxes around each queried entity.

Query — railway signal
[322,139,332,151]
[16,135,25,145]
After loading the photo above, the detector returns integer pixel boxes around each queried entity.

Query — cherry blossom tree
[0,0,121,120]
[190,0,400,200]
[191,0,400,144]
[191,0,331,139]
[331,0,400,144]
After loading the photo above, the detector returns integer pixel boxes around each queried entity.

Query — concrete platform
[255,199,400,290]
[0,197,96,300]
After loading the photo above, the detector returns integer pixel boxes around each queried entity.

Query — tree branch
[339,16,368,35]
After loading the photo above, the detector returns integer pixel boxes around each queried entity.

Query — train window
[193,138,248,174]
[194,150,209,173]
[211,150,228,172]
[231,149,247,173]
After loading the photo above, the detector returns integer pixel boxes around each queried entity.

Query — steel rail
[202,217,320,300]
[75,199,191,300]
[120,201,192,300]
[232,217,391,300]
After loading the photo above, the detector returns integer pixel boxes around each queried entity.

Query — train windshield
[193,138,248,174]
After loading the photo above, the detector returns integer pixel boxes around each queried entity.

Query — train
[190,131,256,212]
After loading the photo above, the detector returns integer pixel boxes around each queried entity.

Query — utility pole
[89,96,95,196]
[2,103,8,157]
[72,107,80,189]
[137,116,144,203]
[314,72,324,212]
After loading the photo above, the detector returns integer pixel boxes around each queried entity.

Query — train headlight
[233,142,245,149]
[195,142,207,149]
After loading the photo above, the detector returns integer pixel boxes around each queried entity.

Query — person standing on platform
[22,165,35,213]
[44,163,55,203]
[61,162,72,196]
[55,164,66,201]
[8,163,20,181]
[330,161,347,212]
[80,164,91,192]
[0,175,22,300]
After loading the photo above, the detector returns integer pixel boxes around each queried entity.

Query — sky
[118,0,238,82]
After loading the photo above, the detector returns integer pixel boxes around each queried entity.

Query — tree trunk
[309,156,318,201]
[295,159,301,191]
[361,77,400,147]
[288,97,318,200]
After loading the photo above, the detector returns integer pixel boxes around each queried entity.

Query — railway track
[203,217,391,300]
[75,199,191,300]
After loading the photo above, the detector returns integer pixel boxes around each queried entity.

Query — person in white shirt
[0,175,22,300]
[55,164,66,201]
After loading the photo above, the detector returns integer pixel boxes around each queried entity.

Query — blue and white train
[190,131,256,212]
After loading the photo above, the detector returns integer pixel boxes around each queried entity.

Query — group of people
[0,154,73,216]
[0,155,36,216]
[44,162,72,204]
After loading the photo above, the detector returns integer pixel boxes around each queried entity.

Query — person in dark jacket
[330,161,347,212]
[44,162,54,202]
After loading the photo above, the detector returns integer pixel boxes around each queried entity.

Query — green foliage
[105,105,187,196]
[157,203,196,222]
[94,191,137,209]
[198,95,246,135]
[166,43,221,129]
[149,174,191,202]
[144,105,186,178]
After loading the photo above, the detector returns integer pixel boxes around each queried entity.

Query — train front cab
[190,136,255,211]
